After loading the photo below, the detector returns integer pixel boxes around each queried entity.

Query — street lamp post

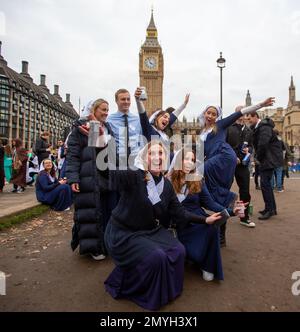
[217,52,226,109]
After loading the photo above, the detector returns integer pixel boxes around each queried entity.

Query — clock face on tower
[144,56,158,70]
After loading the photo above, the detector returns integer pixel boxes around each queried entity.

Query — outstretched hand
[135,87,142,99]
[261,97,275,107]
[184,93,190,106]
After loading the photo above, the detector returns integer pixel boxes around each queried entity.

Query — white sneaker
[91,253,106,261]
[202,270,214,282]
[240,220,256,228]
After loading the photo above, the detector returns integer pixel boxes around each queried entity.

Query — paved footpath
[0,178,300,312]
[0,184,40,219]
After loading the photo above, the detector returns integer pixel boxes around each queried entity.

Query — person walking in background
[3,142,13,184]
[248,113,283,220]
[57,140,66,178]
[11,138,28,193]
[227,107,255,228]
[282,140,293,190]
[0,140,4,193]
[271,130,285,193]
[35,131,51,166]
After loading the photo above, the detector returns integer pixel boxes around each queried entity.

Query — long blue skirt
[104,221,186,311]
[204,143,237,207]
[178,224,224,280]
[40,184,73,211]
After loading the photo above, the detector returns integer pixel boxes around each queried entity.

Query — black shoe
[258,211,274,220]
[259,209,267,215]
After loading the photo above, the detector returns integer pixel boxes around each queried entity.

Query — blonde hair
[139,140,168,179]
[91,99,109,115]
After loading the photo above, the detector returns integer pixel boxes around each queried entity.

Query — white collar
[255,119,261,129]
[146,172,165,206]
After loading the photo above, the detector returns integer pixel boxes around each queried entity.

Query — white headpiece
[80,100,95,119]
[198,105,223,127]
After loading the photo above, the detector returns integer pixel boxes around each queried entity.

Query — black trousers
[254,165,260,187]
[0,165,4,190]
[235,165,251,221]
[260,169,277,213]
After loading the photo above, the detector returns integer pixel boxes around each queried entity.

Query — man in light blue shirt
[108,89,144,168]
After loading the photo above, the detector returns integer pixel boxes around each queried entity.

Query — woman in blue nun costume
[35,158,72,211]
[168,146,243,281]
[198,97,275,208]
[198,97,275,246]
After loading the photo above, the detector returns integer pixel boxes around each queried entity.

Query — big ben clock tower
[139,10,164,116]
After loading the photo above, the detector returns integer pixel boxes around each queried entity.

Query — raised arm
[218,97,275,130]
[135,88,157,142]
[169,94,190,126]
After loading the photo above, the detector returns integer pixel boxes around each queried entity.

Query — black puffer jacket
[66,120,113,255]
[252,118,283,171]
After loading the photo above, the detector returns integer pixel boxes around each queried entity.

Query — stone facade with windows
[251,77,300,153]
[0,41,79,148]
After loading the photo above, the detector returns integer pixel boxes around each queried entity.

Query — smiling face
[42,159,53,172]
[147,143,166,175]
[155,112,170,131]
[204,107,218,127]
[94,102,109,123]
[183,151,196,174]
[116,92,131,113]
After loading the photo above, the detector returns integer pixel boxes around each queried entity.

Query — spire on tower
[290,75,295,88]
[246,90,252,107]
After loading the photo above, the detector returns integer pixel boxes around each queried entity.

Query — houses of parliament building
[0,41,79,148]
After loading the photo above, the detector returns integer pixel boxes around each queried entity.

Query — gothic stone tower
[139,10,164,116]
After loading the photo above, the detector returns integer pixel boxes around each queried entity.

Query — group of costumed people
[64,87,274,310]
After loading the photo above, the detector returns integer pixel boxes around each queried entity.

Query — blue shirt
[108,111,143,157]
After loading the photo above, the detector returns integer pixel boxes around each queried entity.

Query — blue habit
[178,183,225,280]
[35,171,73,211]
[204,111,242,207]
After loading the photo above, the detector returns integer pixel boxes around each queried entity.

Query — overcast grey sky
[1,0,300,119]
